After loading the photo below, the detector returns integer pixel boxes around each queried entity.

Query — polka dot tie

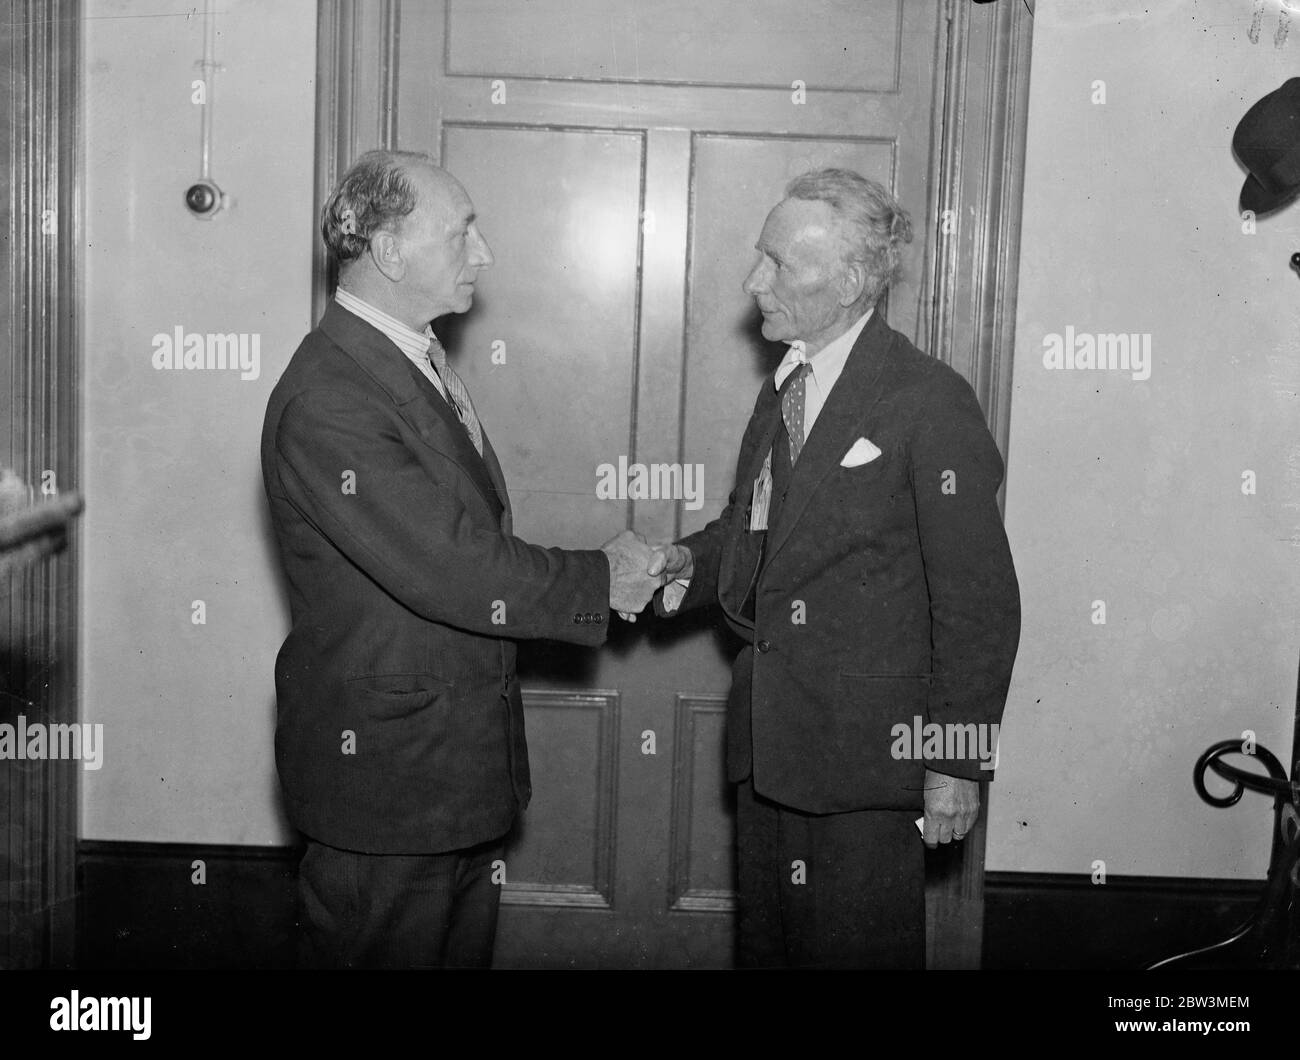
[426,334,483,456]
[781,362,811,466]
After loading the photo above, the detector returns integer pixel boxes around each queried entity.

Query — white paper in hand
[662,579,688,613]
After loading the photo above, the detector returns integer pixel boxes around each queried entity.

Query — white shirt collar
[335,287,436,360]
[773,307,874,391]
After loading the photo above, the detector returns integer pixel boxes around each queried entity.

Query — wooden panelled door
[385,0,948,968]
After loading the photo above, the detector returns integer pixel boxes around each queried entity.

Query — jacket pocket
[346,672,452,718]
[343,673,454,771]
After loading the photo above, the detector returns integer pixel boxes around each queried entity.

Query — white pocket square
[840,437,882,468]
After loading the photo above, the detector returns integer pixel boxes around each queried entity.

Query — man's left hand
[922,769,979,849]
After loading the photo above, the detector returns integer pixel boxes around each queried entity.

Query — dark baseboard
[76,840,300,970]
[983,870,1264,970]
[75,841,1265,969]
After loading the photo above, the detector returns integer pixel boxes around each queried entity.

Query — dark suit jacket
[665,309,1020,813]
[261,302,610,854]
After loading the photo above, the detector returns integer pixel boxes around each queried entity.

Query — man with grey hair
[261,149,662,968]
[649,168,1020,967]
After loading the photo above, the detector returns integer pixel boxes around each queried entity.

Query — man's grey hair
[321,149,437,264]
[784,168,913,295]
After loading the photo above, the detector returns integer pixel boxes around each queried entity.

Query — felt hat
[1233,77,1300,215]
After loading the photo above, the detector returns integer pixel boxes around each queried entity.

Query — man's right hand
[601,529,664,618]
[647,542,693,614]
[646,543,693,582]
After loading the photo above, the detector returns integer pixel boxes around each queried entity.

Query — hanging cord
[198,0,216,182]
[185,0,224,217]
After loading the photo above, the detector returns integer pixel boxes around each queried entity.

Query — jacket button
[594,613,605,624]
[757,639,771,653]
[573,612,583,624]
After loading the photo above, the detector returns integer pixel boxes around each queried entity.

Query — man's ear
[839,259,870,307]
[369,229,406,282]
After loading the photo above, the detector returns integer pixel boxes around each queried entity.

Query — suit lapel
[762,310,896,570]
[478,429,514,535]
[397,355,505,518]
[320,302,504,522]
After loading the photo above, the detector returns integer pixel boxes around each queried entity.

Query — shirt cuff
[662,578,690,613]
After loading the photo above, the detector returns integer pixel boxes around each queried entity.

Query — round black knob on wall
[184,179,223,218]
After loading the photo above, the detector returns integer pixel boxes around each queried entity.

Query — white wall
[989,0,1300,878]
[81,0,315,843]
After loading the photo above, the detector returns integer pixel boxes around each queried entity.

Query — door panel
[445,0,901,91]
[391,0,944,967]
[441,124,643,543]
[668,696,734,911]
[501,691,618,909]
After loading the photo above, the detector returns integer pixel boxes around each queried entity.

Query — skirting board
[74,842,1264,970]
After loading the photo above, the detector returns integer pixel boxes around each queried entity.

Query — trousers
[296,835,505,968]
[735,778,925,968]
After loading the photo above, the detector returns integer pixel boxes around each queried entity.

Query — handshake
[599,530,694,621]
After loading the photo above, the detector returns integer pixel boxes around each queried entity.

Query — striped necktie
[426,333,483,455]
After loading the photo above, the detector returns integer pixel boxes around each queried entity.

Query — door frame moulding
[311,0,402,321]
[920,0,1033,969]
[3,0,82,970]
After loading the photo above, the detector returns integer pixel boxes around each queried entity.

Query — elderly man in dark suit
[649,168,1021,969]
[261,150,660,969]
